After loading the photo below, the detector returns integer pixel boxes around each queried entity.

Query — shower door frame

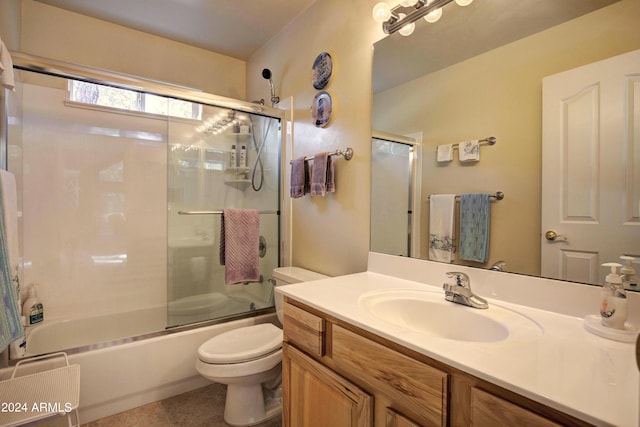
[3,52,288,358]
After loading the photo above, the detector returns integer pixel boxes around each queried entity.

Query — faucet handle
[445,272,470,287]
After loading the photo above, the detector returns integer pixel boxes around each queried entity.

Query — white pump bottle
[599,263,627,329]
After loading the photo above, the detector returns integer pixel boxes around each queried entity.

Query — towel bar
[435,137,496,151]
[178,210,279,215]
[289,147,353,164]
[427,191,504,201]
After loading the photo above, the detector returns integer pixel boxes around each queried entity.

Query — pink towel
[219,209,260,285]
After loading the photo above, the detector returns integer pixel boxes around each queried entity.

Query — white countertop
[277,271,639,427]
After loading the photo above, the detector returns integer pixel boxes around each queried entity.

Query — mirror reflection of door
[542,49,640,284]
[371,133,420,257]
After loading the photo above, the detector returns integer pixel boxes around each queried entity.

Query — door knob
[545,230,567,241]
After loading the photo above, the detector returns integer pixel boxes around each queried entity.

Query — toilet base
[224,381,282,426]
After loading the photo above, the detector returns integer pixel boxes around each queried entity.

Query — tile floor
[35,383,282,427]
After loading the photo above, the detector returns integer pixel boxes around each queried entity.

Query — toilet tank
[272,267,328,324]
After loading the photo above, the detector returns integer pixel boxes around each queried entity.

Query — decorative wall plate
[311,91,332,128]
[312,52,333,90]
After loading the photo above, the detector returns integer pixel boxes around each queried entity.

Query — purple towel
[219,209,260,285]
[310,152,335,196]
[290,156,310,198]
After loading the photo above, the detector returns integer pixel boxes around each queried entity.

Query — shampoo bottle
[599,263,627,329]
[22,284,44,325]
[239,145,247,168]
[230,145,237,168]
[620,256,639,289]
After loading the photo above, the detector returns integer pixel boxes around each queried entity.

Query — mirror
[371,0,640,288]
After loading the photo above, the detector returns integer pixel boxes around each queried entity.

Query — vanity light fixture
[372,0,473,36]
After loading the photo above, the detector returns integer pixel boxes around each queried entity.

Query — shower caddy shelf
[223,131,254,187]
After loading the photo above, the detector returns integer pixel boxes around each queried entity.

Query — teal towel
[459,193,490,263]
[0,179,24,352]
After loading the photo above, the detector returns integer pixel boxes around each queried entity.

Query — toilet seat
[198,323,282,364]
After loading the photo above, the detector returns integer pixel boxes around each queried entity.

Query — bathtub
[3,311,277,423]
[24,292,263,356]
[24,306,167,357]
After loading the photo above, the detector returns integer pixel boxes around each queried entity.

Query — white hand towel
[0,37,15,91]
[459,140,480,162]
[429,194,456,263]
[437,144,453,162]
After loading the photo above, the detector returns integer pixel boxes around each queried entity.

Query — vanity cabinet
[282,299,592,427]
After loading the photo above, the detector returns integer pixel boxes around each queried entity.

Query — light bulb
[397,13,415,36]
[400,0,419,6]
[372,2,392,22]
[424,8,442,23]
[455,0,473,5]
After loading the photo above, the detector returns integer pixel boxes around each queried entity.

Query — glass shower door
[167,104,280,327]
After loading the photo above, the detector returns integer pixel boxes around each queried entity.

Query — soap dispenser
[620,256,639,290]
[22,284,44,326]
[599,263,627,329]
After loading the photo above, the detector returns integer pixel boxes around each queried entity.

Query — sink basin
[358,289,542,343]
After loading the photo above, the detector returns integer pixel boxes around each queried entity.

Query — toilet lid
[198,323,283,363]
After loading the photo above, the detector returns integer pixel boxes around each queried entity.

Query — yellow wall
[247,0,385,276]
[373,0,640,275]
[15,0,246,99]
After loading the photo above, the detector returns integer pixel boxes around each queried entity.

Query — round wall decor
[311,91,332,128]
[312,52,333,90]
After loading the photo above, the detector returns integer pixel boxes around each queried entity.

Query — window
[69,80,201,120]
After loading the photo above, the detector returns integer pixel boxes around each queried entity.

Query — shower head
[262,68,279,106]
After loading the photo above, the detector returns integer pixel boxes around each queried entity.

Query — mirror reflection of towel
[459,193,490,263]
[429,194,456,263]
[437,144,453,162]
[459,140,480,162]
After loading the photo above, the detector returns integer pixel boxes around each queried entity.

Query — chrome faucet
[489,260,506,272]
[443,272,488,309]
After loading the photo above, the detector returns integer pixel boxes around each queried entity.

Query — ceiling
[34,0,317,60]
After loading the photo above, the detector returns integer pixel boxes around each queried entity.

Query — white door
[541,49,640,285]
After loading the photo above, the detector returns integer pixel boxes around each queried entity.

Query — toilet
[195,267,328,426]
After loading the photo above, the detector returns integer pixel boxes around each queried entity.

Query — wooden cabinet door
[283,342,373,427]
[386,408,422,427]
[470,388,561,427]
